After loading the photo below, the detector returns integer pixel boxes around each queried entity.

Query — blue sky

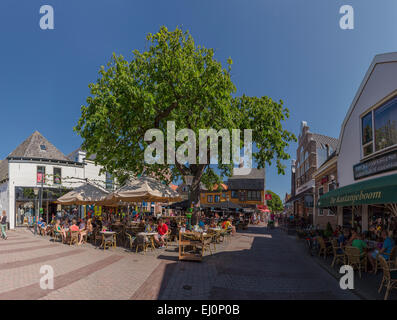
[1,0,397,198]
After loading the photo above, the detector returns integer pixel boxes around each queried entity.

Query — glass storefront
[14,186,71,226]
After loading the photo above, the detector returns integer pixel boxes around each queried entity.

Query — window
[362,112,373,156]
[231,191,238,199]
[327,208,335,216]
[239,191,247,202]
[222,193,227,198]
[318,208,324,216]
[105,172,114,190]
[317,147,328,168]
[37,166,45,183]
[361,96,397,157]
[318,187,324,197]
[214,195,220,203]
[374,97,397,151]
[207,195,213,203]
[53,168,61,185]
[40,144,47,151]
[329,182,336,192]
[247,191,261,201]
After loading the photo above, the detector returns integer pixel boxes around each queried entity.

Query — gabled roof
[337,52,397,154]
[0,131,70,182]
[8,131,69,161]
[311,133,338,150]
[227,168,265,190]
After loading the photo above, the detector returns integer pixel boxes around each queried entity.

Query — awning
[318,173,397,208]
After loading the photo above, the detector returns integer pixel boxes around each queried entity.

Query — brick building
[287,122,338,224]
[313,152,338,228]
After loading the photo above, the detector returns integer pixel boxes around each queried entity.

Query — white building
[318,52,397,231]
[0,131,111,229]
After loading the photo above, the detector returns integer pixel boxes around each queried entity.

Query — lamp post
[33,187,39,235]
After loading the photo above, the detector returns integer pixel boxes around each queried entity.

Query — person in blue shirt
[368,230,395,272]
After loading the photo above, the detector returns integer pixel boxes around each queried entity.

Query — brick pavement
[0,225,363,300]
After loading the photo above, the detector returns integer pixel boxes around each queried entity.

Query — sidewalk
[288,231,396,300]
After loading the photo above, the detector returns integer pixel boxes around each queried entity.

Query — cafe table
[137,232,157,251]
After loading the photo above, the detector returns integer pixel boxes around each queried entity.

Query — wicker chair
[69,231,79,246]
[101,233,116,250]
[317,237,332,259]
[124,231,136,251]
[375,246,397,274]
[378,255,397,300]
[331,239,346,267]
[345,246,367,278]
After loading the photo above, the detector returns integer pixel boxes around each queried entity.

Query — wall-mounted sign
[353,150,397,180]
[265,194,272,200]
[321,176,329,184]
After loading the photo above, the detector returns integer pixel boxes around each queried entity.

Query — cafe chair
[345,246,367,278]
[375,246,397,274]
[378,255,397,300]
[331,239,346,267]
[69,231,79,246]
[102,233,116,250]
[124,231,136,251]
[317,236,332,259]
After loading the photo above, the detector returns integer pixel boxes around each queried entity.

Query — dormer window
[40,145,47,151]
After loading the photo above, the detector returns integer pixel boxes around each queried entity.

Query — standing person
[0,211,7,240]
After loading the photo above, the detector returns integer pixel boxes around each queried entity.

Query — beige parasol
[103,176,181,205]
[56,183,110,205]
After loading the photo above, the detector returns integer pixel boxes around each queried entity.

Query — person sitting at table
[54,219,66,241]
[154,218,168,248]
[145,219,155,233]
[347,229,358,246]
[78,219,89,245]
[351,233,367,255]
[37,218,48,235]
[69,219,80,232]
[367,230,395,273]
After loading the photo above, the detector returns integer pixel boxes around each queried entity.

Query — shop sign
[353,150,397,180]
[265,194,272,200]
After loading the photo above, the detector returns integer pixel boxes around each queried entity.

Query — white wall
[84,161,107,189]
[0,181,9,225]
[338,60,397,187]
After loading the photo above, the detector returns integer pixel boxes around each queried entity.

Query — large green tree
[266,190,284,213]
[75,26,296,204]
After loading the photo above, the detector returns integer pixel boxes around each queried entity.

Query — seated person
[145,219,155,233]
[78,219,87,245]
[54,219,67,241]
[37,218,48,235]
[154,218,168,248]
[351,233,367,255]
[368,230,395,272]
[69,219,80,232]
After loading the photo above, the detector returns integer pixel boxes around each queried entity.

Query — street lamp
[33,187,39,235]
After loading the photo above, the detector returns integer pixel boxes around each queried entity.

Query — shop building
[318,52,397,233]
[313,152,338,228]
[0,132,109,229]
[287,122,338,224]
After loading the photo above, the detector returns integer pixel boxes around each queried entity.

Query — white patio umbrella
[104,176,181,205]
[56,182,110,205]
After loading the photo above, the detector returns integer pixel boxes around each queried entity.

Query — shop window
[53,168,62,185]
[361,96,397,157]
[207,195,213,203]
[374,97,397,151]
[231,190,238,199]
[214,195,220,203]
[37,166,45,183]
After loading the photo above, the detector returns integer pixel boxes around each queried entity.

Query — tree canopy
[266,190,284,213]
[75,26,296,202]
